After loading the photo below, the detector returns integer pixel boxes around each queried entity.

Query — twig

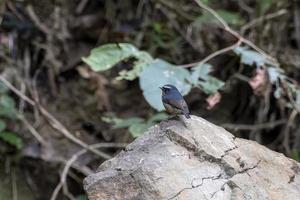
[181,39,242,68]
[50,143,128,200]
[241,9,287,34]
[11,167,17,200]
[221,119,286,131]
[76,0,89,14]
[193,0,278,66]
[0,75,111,159]
[0,75,35,105]
[38,105,112,159]
[157,0,195,21]
[26,5,50,34]
[158,5,201,53]
[17,114,47,146]
[283,110,298,155]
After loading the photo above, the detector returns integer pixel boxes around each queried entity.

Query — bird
[160,84,191,119]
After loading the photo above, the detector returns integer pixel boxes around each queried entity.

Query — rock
[83,116,300,200]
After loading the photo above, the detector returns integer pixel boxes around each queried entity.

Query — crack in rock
[210,160,261,199]
[167,174,222,200]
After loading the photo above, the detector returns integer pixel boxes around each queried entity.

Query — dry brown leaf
[206,92,222,110]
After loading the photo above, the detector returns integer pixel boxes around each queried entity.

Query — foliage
[82,43,153,81]
[258,0,273,15]
[0,131,23,149]
[102,113,169,138]
[234,47,272,67]
[139,59,191,110]
[191,64,224,94]
[0,82,22,149]
[76,194,88,200]
[233,46,300,111]
[194,9,245,27]
[291,150,300,162]
[83,43,223,111]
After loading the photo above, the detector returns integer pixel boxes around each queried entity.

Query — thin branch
[283,110,297,155]
[193,0,279,66]
[194,0,230,30]
[241,9,287,34]
[26,5,50,34]
[11,167,17,200]
[0,76,35,105]
[0,75,111,159]
[158,5,201,53]
[50,143,128,200]
[17,114,47,146]
[181,39,242,68]
[221,119,286,131]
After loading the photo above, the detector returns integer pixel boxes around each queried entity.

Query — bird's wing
[163,98,187,112]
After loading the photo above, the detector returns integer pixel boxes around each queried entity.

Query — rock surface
[84,116,300,200]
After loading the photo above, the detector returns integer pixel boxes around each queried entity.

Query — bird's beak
[159,87,163,90]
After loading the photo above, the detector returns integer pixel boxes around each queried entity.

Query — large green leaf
[116,54,153,81]
[82,43,153,73]
[0,131,23,149]
[139,59,191,111]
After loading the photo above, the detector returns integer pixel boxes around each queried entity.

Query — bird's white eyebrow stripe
[163,86,172,89]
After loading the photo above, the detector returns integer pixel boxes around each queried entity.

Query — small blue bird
[160,84,191,119]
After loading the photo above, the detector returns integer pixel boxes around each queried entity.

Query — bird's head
[159,84,178,95]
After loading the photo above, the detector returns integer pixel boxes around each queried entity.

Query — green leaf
[234,47,270,67]
[291,149,300,161]
[82,43,153,72]
[0,120,6,132]
[116,54,152,81]
[139,59,192,111]
[0,82,8,94]
[198,76,225,94]
[217,10,245,26]
[148,113,169,123]
[267,67,284,84]
[153,22,163,33]
[76,195,88,200]
[194,9,245,27]
[0,95,17,118]
[129,123,148,138]
[113,117,144,129]
[102,116,145,129]
[258,0,272,15]
[191,64,224,94]
[202,0,210,5]
[0,131,23,149]
[191,64,213,84]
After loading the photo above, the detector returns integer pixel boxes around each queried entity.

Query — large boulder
[84,116,300,200]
